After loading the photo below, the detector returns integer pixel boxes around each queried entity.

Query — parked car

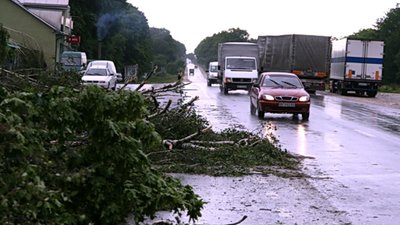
[249,72,311,120]
[86,60,123,82]
[81,66,117,90]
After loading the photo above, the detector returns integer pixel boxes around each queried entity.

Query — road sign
[67,36,81,44]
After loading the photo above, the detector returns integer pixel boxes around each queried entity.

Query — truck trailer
[217,42,259,94]
[330,38,384,97]
[257,34,331,93]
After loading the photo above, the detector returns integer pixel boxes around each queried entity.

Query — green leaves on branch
[0,86,204,224]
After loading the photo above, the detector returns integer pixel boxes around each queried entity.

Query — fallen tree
[0,67,300,225]
[0,68,205,225]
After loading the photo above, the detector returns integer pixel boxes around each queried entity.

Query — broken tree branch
[162,126,212,150]
[135,65,159,92]
[147,99,172,119]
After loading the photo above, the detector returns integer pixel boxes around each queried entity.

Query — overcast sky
[128,1,399,53]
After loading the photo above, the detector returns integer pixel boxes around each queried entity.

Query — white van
[60,51,87,72]
[86,60,123,82]
[206,61,219,86]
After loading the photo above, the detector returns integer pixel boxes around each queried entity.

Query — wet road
[182,68,400,224]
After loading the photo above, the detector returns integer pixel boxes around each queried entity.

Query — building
[0,0,74,70]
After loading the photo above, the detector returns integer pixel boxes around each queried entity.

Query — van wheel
[207,80,211,87]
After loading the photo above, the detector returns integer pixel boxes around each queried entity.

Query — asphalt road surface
[171,67,400,225]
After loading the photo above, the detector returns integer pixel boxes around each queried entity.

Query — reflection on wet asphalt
[180,70,400,225]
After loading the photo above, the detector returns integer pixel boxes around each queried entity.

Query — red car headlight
[299,96,310,102]
[262,95,275,101]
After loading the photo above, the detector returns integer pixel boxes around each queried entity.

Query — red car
[250,72,311,120]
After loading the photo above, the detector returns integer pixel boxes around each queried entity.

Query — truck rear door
[346,40,383,81]
[365,41,384,81]
[346,40,364,80]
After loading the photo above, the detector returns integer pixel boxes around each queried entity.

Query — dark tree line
[69,0,186,76]
[194,28,252,67]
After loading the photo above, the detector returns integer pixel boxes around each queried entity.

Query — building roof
[19,0,69,6]
[11,0,60,32]
[19,0,69,10]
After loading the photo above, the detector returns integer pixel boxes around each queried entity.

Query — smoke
[96,13,121,41]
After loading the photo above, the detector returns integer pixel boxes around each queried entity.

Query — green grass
[379,84,400,93]
[137,73,180,84]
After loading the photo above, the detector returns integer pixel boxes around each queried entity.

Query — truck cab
[220,56,258,94]
[218,42,259,95]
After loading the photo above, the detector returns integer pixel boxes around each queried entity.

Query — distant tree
[69,0,153,75]
[194,28,250,67]
[69,0,101,59]
[150,28,186,75]
[349,28,379,40]
[375,7,400,84]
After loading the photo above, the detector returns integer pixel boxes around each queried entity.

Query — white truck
[217,42,259,94]
[60,51,87,72]
[330,38,384,97]
[206,61,218,86]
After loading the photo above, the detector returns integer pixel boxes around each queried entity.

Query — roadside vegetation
[379,84,400,93]
[0,68,299,225]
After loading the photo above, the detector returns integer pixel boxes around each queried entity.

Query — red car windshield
[262,75,303,88]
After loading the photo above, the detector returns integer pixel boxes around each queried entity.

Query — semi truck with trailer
[330,38,384,97]
[257,34,331,93]
[217,42,259,94]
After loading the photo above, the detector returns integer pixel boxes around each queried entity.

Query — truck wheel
[302,112,310,121]
[223,85,229,95]
[367,91,377,97]
[331,81,337,93]
[207,80,211,87]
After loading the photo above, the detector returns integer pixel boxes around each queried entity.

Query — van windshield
[210,65,218,72]
[61,55,82,66]
[226,58,256,70]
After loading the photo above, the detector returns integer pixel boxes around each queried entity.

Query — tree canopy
[69,0,185,76]
[194,28,252,67]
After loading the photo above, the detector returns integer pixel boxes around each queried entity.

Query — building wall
[0,0,58,69]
